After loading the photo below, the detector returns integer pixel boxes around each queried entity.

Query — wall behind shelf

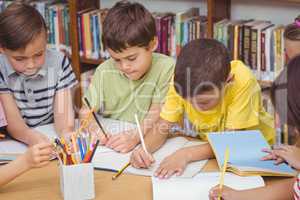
[231,0,300,25]
[100,0,299,25]
[100,0,207,15]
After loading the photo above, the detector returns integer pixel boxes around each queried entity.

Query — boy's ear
[149,36,158,52]
[226,73,234,83]
[0,46,3,54]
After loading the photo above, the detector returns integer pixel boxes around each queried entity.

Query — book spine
[243,25,252,68]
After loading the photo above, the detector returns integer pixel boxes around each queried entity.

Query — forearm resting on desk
[180,143,215,163]
[0,155,30,186]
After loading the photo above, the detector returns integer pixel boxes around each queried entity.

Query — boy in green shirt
[80,1,175,153]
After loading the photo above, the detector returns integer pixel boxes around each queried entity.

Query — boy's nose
[120,62,131,72]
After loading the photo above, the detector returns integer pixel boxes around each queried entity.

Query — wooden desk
[0,159,293,200]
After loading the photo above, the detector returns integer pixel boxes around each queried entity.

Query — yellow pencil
[112,162,130,180]
[218,147,230,200]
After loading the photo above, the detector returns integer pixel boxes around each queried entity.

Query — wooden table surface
[0,159,293,200]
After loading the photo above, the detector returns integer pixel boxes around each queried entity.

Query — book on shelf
[214,19,286,83]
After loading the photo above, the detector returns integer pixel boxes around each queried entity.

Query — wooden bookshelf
[68,0,299,108]
[68,0,100,108]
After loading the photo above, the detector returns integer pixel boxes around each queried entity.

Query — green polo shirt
[84,53,175,123]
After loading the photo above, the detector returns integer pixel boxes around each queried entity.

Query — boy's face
[108,39,158,80]
[285,39,300,62]
[188,89,222,112]
[0,31,47,76]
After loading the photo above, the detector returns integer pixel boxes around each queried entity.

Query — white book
[152,172,265,200]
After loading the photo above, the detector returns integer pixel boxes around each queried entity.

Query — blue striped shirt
[0,49,78,127]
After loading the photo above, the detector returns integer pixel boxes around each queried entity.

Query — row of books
[77,7,207,59]
[214,19,285,82]
[77,8,109,60]
[31,1,71,54]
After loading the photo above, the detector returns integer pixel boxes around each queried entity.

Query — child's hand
[130,146,155,168]
[27,130,50,146]
[261,148,285,165]
[154,149,188,179]
[23,142,53,169]
[272,145,300,170]
[105,131,139,153]
[209,185,239,200]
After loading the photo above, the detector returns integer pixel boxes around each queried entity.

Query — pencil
[112,162,130,180]
[218,147,230,200]
[84,97,108,138]
[88,139,100,162]
[134,114,149,155]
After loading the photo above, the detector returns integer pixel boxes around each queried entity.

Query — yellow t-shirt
[160,60,275,144]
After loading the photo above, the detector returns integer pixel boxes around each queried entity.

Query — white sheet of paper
[93,137,208,178]
[152,172,265,200]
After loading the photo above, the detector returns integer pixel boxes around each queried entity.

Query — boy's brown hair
[102,0,156,52]
[174,39,231,98]
[284,15,300,41]
[0,2,47,50]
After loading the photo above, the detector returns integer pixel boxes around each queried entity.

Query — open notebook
[152,172,265,200]
[207,130,296,177]
[92,136,208,178]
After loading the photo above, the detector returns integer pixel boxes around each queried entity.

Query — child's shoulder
[152,53,175,68]
[44,49,68,69]
[230,60,257,82]
[229,60,259,91]
[150,53,175,76]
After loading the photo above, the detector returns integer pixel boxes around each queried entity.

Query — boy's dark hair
[102,1,156,52]
[0,2,47,50]
[284,15,300,41]
[174,39,231,98]
[270,55,300,143]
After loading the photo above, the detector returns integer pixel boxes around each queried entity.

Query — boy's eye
[128,57,136,61]
[14,58,25,61]
[35,53,44,57]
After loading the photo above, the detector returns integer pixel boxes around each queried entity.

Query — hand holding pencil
[112,114,154,180]
[130,114,155,169]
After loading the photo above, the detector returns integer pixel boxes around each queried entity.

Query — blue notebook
[207,130,296,177]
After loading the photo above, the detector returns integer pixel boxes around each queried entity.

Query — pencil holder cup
[59,163,95,200]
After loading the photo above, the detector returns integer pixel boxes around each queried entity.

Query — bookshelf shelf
[80,57,103,65]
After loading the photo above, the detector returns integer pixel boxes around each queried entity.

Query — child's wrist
[18,154,31,172]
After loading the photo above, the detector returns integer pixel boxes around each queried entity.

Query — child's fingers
[175,168,183,176]
[261,148,272,153]
[158,168,169,179]
[36,160,50,168]
[165,169,175,179]
[106,135,120,147]
[260,153,275,161]
[275,157,284,165]
[35,142,53,149]
[39,148,53,156]
[132,151,146,168]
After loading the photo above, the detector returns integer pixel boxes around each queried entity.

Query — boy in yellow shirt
[130,39,275,179]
